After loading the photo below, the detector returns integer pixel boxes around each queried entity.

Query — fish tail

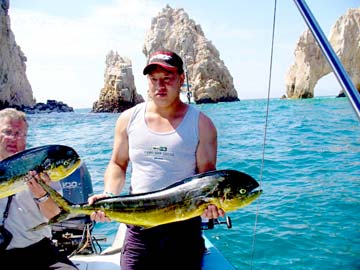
[29,210,74,231]
[35,179,81,226]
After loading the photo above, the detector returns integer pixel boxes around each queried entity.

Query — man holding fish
[89,50,224,270]
[0,108,78,269]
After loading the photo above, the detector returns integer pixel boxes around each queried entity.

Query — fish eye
[239,189,247,194]
[63,160,69,167]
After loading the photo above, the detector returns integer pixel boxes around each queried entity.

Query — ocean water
[26,97,359,270]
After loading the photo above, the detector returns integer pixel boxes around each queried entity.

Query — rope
[249,0,277,268]
[68,221,102,257]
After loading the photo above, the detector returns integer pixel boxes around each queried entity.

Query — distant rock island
[92,51,144,113]
[285,7,360,99]
[0,0,73,113]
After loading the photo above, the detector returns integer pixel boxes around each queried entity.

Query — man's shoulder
[117,102,146,128]
[198,110,216,132]
[121,102,145,117]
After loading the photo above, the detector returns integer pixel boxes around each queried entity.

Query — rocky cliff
[0,0,35,107]
[285,8,360,98]
[92,51,144,113]
[143,5,239,104]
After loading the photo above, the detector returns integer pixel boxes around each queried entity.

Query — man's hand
[26,170,50,198]
[88,194,112,222]
[201,204,225,219]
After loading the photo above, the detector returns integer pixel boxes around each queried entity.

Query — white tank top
[127,102,200,194]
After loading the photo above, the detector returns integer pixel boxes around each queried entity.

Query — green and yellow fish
[0,144,81,198]
[36,169,262,229]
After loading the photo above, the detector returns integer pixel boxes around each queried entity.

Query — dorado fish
[0,144,81,198]
[34,169,262,229]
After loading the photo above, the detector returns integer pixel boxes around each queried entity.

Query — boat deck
[71,224,235,270]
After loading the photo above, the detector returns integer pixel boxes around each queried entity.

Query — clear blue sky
[9,0,360,108]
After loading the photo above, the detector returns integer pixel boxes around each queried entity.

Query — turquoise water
[26,97,360,270]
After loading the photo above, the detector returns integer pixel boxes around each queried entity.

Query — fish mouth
[249,189,263,197]
[241,188,263,207]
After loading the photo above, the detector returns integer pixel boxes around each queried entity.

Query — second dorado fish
[0,144,81,198]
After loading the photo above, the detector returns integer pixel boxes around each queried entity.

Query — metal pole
[185,70,191,104]
[293,0,360,119]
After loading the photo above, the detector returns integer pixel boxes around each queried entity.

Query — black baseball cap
[143,50,184,75]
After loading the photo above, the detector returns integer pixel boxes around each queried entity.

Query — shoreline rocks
[0,99,74,114]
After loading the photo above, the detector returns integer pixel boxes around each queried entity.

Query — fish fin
[29,209,76,231]
[28,222,48,231]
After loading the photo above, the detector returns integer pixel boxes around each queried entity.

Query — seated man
[0,108,78,270]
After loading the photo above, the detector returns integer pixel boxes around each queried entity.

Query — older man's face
[0,117,27,160]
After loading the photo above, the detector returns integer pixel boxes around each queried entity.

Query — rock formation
[285,8,360,99]
[20,100,73,114]
[92,51,144,113]
[143,5,239,104]
[0,0,35,107]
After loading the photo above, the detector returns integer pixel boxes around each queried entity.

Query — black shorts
[121,217,205,270]
[0,237,78,270]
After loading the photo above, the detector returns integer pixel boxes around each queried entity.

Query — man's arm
[196,112,217,173]
[197,112,225,219]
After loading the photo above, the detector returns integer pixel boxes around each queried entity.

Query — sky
[9,0,360,109]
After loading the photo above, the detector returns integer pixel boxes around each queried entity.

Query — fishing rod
[293,0,360,120]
